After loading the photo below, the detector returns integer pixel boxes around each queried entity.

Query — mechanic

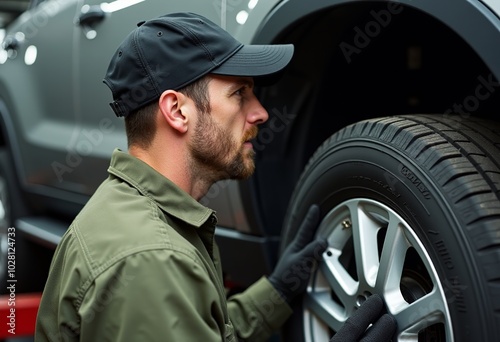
[35,12,396,341]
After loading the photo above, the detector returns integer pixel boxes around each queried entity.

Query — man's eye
[234,87,245,96]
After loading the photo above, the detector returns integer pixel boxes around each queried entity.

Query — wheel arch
[254,0,500,79]
[244,0,500,236]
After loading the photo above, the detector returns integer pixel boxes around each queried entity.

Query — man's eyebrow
[233,78,254,89]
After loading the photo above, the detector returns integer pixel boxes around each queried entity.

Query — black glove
[331,294,397,342]
[269,204,327,304]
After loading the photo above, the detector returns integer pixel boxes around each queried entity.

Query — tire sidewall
[281,139,484,341]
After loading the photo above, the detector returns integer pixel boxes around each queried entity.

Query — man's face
[188,75,269,181]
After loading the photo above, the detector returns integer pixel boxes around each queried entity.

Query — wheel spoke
[351,202,380,287]
[376,214,410,296]
[395,288,447,333]
[320,249,357,307]
[304,291,346,332]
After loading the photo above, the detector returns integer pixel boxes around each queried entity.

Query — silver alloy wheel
[304,198,454,342]
[0,176,9,282]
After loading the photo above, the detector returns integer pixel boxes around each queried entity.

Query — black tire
[280,114,500,342]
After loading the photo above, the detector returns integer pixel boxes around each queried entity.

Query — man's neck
[128,145,213,201]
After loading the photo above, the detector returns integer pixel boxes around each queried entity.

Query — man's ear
[158,90,189,133]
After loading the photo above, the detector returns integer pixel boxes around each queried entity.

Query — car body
[1,0,499,340]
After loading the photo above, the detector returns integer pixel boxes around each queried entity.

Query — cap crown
[104,12,242,117]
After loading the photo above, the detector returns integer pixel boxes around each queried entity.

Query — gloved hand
[331,294,397,342]
[268,204,327,304]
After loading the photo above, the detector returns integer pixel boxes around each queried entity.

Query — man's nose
[248,97,269,125]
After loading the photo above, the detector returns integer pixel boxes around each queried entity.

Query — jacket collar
[107,149,214,228]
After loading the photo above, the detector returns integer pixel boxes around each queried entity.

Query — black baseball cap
[103,12,294,117]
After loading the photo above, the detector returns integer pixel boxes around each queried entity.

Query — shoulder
[64,176,202,280]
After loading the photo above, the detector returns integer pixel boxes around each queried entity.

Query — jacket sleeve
[77,249,225,342]
[227,277,293,342]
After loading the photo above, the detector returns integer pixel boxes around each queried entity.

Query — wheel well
[252,2,500,235]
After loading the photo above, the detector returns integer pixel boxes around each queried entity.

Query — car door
[0,0,83,193]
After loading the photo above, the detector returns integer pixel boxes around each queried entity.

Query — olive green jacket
[35,149,292,342]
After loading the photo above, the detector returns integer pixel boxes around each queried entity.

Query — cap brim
[211,44,294,85]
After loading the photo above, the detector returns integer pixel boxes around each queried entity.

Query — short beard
[189,112,257,183]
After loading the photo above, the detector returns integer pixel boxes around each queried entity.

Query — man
[35,12,395,341]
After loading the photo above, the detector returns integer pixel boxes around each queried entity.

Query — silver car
[1,0,499,340]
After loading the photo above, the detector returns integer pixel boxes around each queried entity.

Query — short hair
[125,75,211,148]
